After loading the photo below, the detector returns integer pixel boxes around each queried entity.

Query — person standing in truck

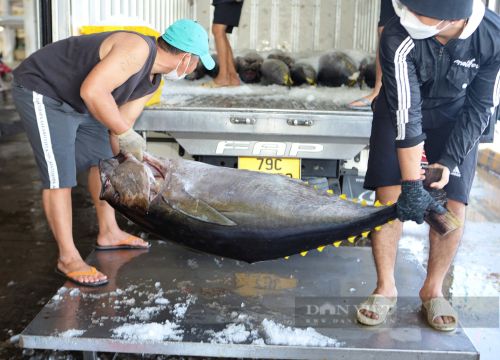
[11,19,215,287]
[357,0,499,331]
[203,0,244,87]
[348,0,396,110]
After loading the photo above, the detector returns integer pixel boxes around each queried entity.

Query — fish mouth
[99,152,169,207]
[241,70,259,82]
[143,152,166,179]
[101,151,165,175]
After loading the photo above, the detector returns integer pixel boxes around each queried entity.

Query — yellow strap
[122,235,142,245]
[66,266,98,278]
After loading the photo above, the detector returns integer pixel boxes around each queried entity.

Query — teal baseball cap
[161,19,215,70]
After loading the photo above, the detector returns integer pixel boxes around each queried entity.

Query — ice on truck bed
[153,79,372,112]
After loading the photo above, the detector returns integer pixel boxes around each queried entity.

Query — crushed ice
[112,321,183,342]
[58,329,85,338]
[261,318,343,347]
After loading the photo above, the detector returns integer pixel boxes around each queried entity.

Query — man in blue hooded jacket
[357,0,500,331]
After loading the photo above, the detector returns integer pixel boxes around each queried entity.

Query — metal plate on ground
[20,243,478,359]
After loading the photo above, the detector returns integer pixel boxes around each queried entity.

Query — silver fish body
[100,153,396,263]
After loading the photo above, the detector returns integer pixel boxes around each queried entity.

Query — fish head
[99,152,165,213]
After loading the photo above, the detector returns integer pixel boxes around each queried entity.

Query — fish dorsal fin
[161,190,237,227]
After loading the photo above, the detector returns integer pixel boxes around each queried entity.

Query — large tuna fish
[99,153,459,263]
[317,51,359,87]
[185,60,206,81]
[261,59,293,86]
[235,51,264,83]
[205,54,219,78]
[267,49,295,69]
[358,55,376,88]
[290,62,317,86]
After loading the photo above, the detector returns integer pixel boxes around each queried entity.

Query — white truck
[18,0,498,199]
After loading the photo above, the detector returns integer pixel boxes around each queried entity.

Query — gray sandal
[422,297,458,331]
[357,294,397,326]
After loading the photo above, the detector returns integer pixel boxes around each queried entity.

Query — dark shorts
[364,89,478,205]
[379,0,396,27]
[11,82,113,189]
[213,1,244,33]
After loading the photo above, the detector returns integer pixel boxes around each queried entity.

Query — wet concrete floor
[0,108,499,359]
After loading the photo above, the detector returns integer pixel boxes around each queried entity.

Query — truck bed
[136,80,374,161]
[149,79,372,112]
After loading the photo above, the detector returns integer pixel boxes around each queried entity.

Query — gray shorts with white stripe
[12,82,113,189]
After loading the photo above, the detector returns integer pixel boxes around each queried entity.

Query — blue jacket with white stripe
[379,2,500,171]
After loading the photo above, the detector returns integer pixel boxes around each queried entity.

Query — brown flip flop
[95,235,151,251]
[55,266,108,287]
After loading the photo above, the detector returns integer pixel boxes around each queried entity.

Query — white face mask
[393,0,453,40]
[165,53,191,81]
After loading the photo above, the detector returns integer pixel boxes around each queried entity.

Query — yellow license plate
[238,157,301,179]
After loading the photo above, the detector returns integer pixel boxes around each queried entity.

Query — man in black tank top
[11,19,215,287]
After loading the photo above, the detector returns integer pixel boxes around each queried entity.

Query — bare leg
[350,26,384,107]
[359,185,402,320]
[224,34,240,86]
[45,188,107,284]
[88,166,149,248]
[212,24,233,87]
[419,199,465,325]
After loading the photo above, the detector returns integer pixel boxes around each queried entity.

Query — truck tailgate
[135,81,374,160]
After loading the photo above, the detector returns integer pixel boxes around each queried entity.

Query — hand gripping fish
[99,153,461,263]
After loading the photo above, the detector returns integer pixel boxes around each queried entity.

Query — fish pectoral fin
[161,193,237,227]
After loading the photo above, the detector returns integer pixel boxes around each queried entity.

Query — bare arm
[397,145,424,181]
[373,26,384,93]
[119,92,155,127]
[80,34,150,135]
[109,92,155,155]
